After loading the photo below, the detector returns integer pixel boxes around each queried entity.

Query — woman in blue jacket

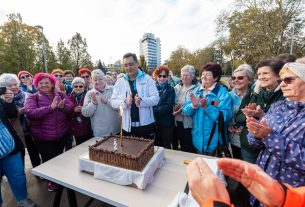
[183,63,233,154]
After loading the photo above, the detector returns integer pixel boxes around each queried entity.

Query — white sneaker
[16,198,37,207]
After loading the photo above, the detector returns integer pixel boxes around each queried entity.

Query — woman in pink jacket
[24,73,73,192]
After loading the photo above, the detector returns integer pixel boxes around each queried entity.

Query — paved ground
[1,151,113,207]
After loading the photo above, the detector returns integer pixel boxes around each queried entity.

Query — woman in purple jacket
[24,73,73,192]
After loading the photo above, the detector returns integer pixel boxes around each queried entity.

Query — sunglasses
[54,74,63,78]
[231,76,245,81]
[81,75,90,79]
[158,75,167,78]
[20,75,30,79]
[73,85,84,88]
[279,76,297,84]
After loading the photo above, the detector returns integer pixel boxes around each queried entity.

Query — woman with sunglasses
[235,59,285,165]
[228,64,254,159]
[152,65,175,149]
[68,77,93,145]
[245,62,305,207]
[18,71,37,94]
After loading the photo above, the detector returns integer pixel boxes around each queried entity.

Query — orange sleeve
[201,198,233,207]
[283,184,305,207]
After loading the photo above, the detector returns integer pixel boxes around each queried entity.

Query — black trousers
[173,121,196,153]
[35,134,67,163]
[75,134,93,146]
[231,144,241,159]
[123,123,155,140]
[155,125,173,149]
[24,134,41,168]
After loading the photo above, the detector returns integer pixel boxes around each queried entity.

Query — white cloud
[0,0,234,65]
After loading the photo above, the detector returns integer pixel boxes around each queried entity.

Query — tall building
[139,33,161,71]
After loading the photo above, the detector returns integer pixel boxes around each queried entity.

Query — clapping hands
[51,96,65,110]
[242,103,265,118]
[190,92,207,109]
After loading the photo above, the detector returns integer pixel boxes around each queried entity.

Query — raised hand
[51,96,58,110]
[187,157,230,205]
[172,104,182,115]
[190,92,200,108]
[125,93,133,107]
[199,96,207,109]
[74,106,82,113]
[135,93,141,107]
[218,158,284,207]
[91,92,98,105]
[246,117,272,138]
[57,98,65,109]
[242,103,264,118]
[100,95,108,104]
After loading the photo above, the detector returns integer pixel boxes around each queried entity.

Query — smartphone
[0,87,6,96]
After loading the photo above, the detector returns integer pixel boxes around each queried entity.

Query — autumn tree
[0,13,55,74]
[216,0,305,67]
[166,46,194,75]
[56,39,72,70]
[68,32,93,73]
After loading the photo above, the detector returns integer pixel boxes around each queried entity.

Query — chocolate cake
[89,135,154,171]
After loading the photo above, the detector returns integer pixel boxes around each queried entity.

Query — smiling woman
[246,62,305,207]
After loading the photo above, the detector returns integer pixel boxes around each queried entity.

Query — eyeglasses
[54,74,63,78]
[20,75,30,79]
[279,76,298,84]
[158,75,167,78]
[73,85,84,88]
[81,75,90,79]
[231,76,245,81]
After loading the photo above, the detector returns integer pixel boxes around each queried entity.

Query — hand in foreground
[246,117,272,138]
[51,96,58,110]
[57,99,65,109]
[172,104,182,115]
[74,106,82,113]
[218,158,284,207]
[125,93,133,107]
[187,157,230,205]
[90,92,98,105]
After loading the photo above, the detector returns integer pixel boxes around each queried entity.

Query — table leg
[67,188,78,207]
[53,186,63,207]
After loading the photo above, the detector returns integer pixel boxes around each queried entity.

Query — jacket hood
[124,69,146,80]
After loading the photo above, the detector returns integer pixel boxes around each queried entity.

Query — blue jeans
[0,152,27,205]
[241,148,258,164]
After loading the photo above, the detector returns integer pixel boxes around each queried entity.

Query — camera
[76,116,82,124]
[0,87,6,96]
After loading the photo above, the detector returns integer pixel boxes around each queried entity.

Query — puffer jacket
[183,83,233,154]
[25,90,73,141]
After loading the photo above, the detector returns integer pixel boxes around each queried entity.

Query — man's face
[123,56,138,78]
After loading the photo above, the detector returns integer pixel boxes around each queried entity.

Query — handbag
[204,111,232,158]
[0,120,15,159]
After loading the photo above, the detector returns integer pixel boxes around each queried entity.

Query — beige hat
[283,62,305,82]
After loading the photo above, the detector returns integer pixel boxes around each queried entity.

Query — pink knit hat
[33,72,56,88]
[17,71,33,80]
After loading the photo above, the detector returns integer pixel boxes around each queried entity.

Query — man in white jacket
[110,53,159,139]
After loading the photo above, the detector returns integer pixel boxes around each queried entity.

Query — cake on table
[89,135,154,171]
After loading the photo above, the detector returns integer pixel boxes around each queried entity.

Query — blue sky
[0,0,234,65]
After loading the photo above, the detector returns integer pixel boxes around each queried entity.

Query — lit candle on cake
[119,105,124,146]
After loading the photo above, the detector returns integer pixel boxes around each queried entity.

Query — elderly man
[111,53,159,139]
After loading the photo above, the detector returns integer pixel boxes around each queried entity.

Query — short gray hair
[91,69,105,79]
[72,77,85,86]
[0,73,19,87]
[181,65,196,79]
[232,64,254,81]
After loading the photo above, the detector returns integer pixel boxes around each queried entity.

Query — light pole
[35,25,48,73]
[290,18,296,54]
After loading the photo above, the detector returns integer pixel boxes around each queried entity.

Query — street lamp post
[35,25,48,73]
[290,18,296,54]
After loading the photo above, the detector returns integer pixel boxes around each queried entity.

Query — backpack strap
[35,93,39,108]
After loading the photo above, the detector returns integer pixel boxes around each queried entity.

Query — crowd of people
[0,52,305,207]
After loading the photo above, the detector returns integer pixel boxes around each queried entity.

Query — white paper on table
[78,147,165,190]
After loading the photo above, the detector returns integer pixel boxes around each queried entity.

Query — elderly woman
[0,74,41,168]
[18,71,37,94]
[152,65,175,149]
[173,65,199,152]
[51,69,72,95]
[68,77,92,145]
[0,87,36,207]
[25,72,73,192]
[228,64,254,159]
[246,62,305,206]
[82,69,120,137]
[235,59,285,164]
[104,74,115,86]
[78,68,92,91]
[183,63,232,154]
